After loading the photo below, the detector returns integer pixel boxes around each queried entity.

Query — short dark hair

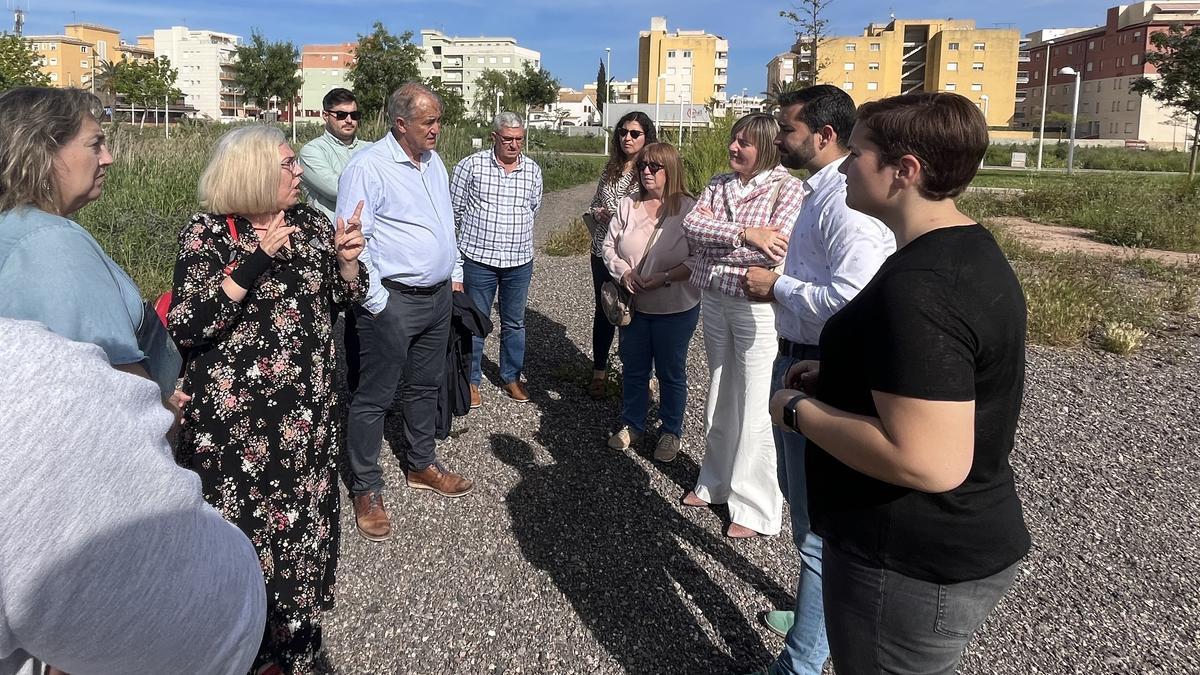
[856,92,988,201]
[777,84,857,149]
[322,88,356,110]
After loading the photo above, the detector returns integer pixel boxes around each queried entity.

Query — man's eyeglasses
[617,128,644,139]
[325,110,362,121]
[636,160,664,174]
[497,134,525,146]
[280,156,301,173]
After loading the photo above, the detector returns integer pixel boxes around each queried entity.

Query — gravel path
[322,182,1200,673]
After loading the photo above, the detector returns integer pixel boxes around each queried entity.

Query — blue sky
[21,0,1108,96]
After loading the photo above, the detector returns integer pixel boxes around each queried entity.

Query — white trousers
[694,288,783,535]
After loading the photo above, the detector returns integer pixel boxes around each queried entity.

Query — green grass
[543,217,592,257]
[73,120,603,294]
[984,142,1194,172]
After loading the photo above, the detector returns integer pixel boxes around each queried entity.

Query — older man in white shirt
[742,84,896,675]
[337,82,470,544]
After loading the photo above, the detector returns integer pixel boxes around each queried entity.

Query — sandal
[587,376,607,400]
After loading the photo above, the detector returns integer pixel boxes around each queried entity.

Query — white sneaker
[653,433,681,462]
[607,426,642,450]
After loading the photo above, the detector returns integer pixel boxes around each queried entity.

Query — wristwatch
[784,393,809,431]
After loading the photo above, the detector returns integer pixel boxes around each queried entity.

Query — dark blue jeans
[590,254,617,371]
[462,257,533,385]
[617,304,700,436]
[824,544,1018,674]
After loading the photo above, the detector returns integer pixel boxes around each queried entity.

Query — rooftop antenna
[13,7,24,36]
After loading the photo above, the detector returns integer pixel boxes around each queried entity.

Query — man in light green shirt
[298,88,372,222]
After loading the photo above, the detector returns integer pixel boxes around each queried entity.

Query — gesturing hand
[258,211,298,257]
[335,200,366,266]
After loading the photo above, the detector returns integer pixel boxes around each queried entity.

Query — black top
[808,224,1031,583]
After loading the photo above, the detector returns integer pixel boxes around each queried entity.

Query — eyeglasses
[617,128,644,139]
[280,156,301,173]
[497,134,525,145]
[325,110,361,121]
[636,161,665,174]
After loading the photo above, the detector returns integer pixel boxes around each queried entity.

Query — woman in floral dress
[168,125,366,674]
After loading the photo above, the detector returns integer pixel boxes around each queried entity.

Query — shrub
[543,217,592,257]
[1098,321,1148,355]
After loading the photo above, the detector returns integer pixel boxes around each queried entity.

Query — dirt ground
[992,216,1200,266]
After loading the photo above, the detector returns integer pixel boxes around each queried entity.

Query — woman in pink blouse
[682,113,806,538]
[602,143,698,463]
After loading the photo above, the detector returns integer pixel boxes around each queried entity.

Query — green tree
[762,79,805,111]
[115,56,182,127]
[348,22,423,121]
[234,30,302,115]
[513,63,559,111]
[93,59,121,109]
[780,0,835,86]
[1131,23,1200,180]
[473,69,515,122]
[0,35,50,90]
[426,76,466,126]
[596,59,607,115]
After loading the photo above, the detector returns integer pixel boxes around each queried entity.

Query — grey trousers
[824,543,1018,675]
[346,283,451,495]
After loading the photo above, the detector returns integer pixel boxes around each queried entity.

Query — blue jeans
[617,304,700,436]
[462,257,533,386]
[770,349,829,675]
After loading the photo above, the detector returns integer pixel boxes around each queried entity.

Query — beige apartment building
[154,26,246,121]
[767,51,798,91]
[26,23,158,91]
[299,43,357,119]
[637,16,729,116]
[816,19,1020,127]
[417,29,541,114]
[1021,1,1200,144]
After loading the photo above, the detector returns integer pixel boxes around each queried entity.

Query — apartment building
[817,18,1020,127]
[637,16,729,116]
[25,34,95,88]
[417,29,541,113]
[729,94,768,117]
[767,52,797,90]
[299,43,357,119]
[154,26,245,121]
[1021,1,1200,143]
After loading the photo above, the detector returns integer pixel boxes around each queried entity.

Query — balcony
[443,58,463,69]
[1018,54,1031,63]
[715,74,727,85]
[1017,73,1030,84]
[714,57,728,68]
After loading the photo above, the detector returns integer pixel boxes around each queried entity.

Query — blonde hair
[636,143,692,217]
[0,87,104,214]
[730,112,782,178]
[198,125,287,214]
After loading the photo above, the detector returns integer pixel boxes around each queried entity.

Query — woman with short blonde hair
[169,123,368,673]
[681,112,806,539]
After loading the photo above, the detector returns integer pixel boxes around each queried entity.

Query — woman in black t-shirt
[769,92,1030,674]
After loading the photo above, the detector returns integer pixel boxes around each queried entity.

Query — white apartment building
[767,52,797,91]
[417,29,541,114]
[153,26,245,121]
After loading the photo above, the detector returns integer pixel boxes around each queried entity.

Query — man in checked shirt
[450,112,543,407]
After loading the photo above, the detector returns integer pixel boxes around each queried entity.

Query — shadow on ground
[492,308,788,674]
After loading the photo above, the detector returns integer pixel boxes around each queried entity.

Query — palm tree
[93,59,122,116]
[761,80,806,112]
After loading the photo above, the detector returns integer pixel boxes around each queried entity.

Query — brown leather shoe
[502,380,531,402]
[406,463,474,498]
[470,384,481,409]
[352,492,392,542]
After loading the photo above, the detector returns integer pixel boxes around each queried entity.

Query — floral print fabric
[168,204,366,673]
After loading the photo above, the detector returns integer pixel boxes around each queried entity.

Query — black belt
[381,278,448,295]
[778,338,819,359]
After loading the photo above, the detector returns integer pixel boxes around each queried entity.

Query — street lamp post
[1059,66,1082,175]
[655,75,666,128]
[604,47,611,156]
[979,94,989,169]
[1036,39,1054,172]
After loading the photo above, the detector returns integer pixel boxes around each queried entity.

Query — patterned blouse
[587,170,638,257]
[682,166,806,298]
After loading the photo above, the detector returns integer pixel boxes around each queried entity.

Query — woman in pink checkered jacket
[681,112,806,539]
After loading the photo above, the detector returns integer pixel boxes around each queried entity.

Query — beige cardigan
[602,195,701,315]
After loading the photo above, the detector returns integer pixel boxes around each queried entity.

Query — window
[1118,56,1125,67]
[49,72,58,82]
[1112,100,1119,112]
[1067,45,1073,54]
[945,83,957,91]
[948,42,960,50]
[1134,31,1142,39]
[870,43,881,52]
[503,57,511,63]
[1095,102,1100,113]
[666,84,675,92]
[1132,54,1140,65]
[1087,62,1093,72]
[843,82,853,90]
[683,50,692,58]
[489,56,497,63]
[682,67,691,75]
[1127,100,1136,111]
[868,62,879,70]
[844,62,854,71]
[972,62,984,71]
[49,57,58,65]
[667,50,676,58]
[80,59,89,68]
[845,44,856,52]
[1089,40,1095,50]
[971,83,983,91]
[867,81,879,91]
[80,45,88,53]
[477,57,485,63]
[1034,70,1039,80]
[947,62,958,71]
[667,67,676,75]
[1050,86,1057,95]
[973,42,985,51]
[1125,122,1133,133]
